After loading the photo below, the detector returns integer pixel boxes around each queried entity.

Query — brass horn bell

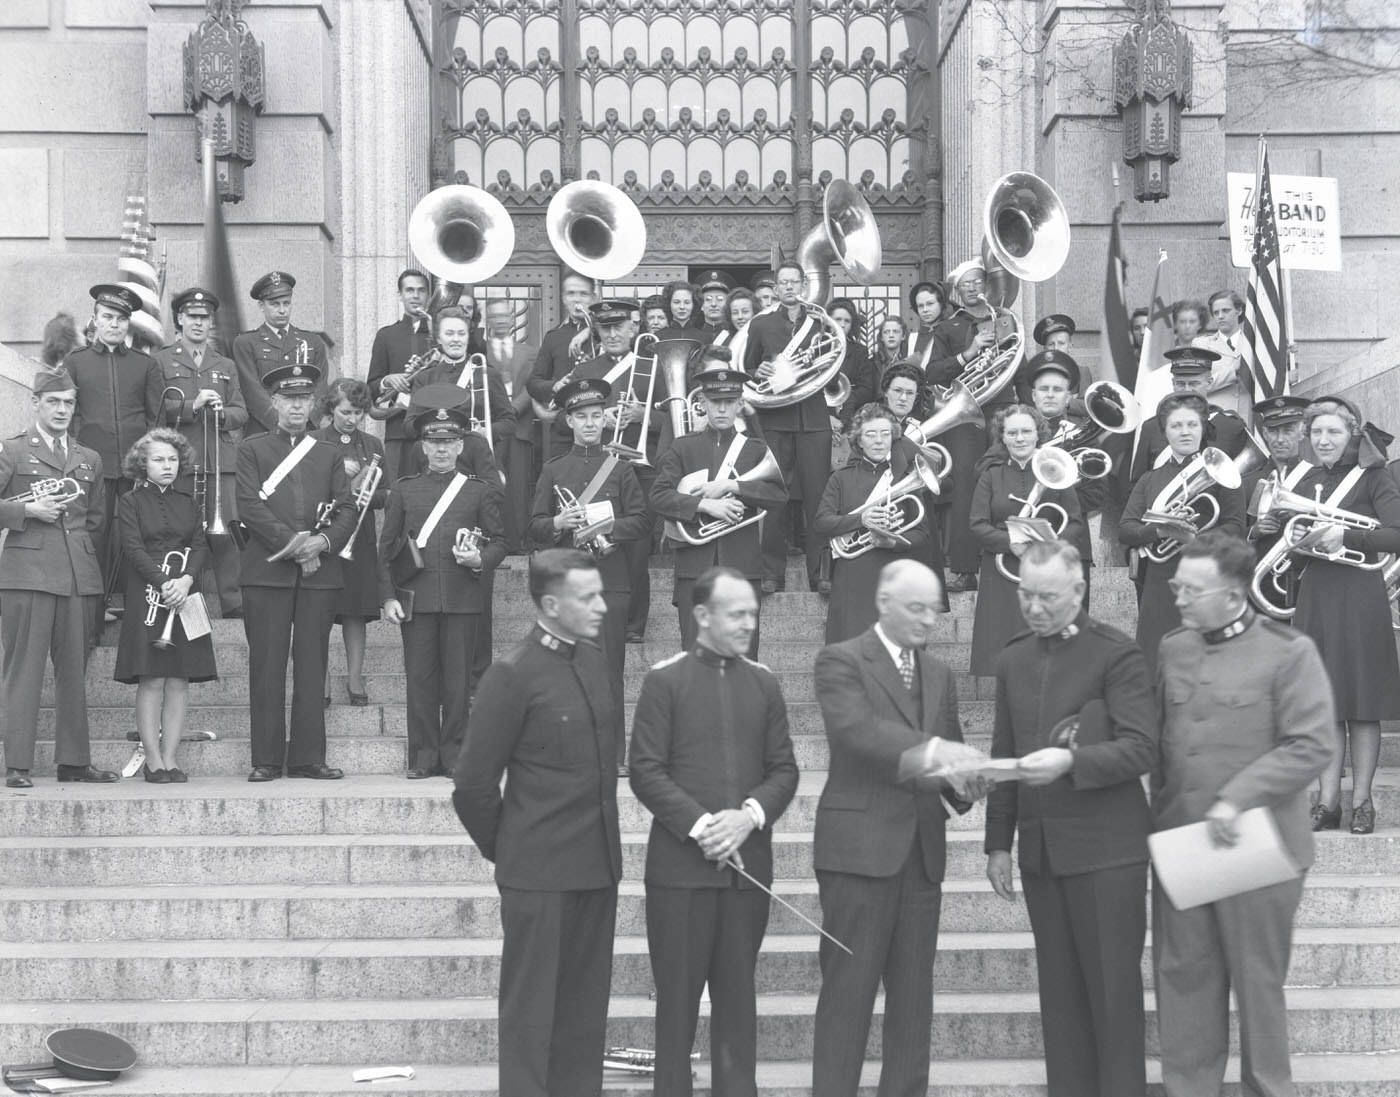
[794,179,883,305]
[981,172,1071,307]
[546,180,647,280]
[409,184,516,285]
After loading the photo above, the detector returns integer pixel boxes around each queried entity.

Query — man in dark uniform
[1,369,114,788]
[652,349,788,656]
[65,283,161,618]
[1013,313,1090,406]
[232,271,332,436]
[628,566,799,1097]
[453,548,623,1097]
[235,361,356,782]
[984,540,1158,1097]
[1244,394,1312,511]
[573,300,657,643]
[1130,346,1248,481]
[743,260,833,592]
[1154,531,1334,1097]
[366,268,433,482]
[151,287,247,617]
[380,400,506,778]
[696,269,734,341]
[530,378,648,769]
[526,270,598,462]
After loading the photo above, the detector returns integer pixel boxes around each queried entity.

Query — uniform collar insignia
[535,623,575,654]
[1058,621,1080,640]
[1203,606,1254,644]
[340,433,352,444]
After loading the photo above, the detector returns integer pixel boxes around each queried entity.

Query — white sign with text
[1227,173,1341,272]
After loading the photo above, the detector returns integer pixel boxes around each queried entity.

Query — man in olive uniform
[530,377,649,767]
[381,400,507,778]
[1,369,114,787]
[151,287,248,616]
[652,348,788,656]
[232,271,332,436]
[235,361,357,782]
[65,283,161,617]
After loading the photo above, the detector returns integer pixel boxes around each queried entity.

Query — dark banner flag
[201,142,244,358]
[1101,203,1136,390]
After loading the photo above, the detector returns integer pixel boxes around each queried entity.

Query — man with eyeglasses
[743,261,834,593]
[1153,530,1333,1097]
[984,539,1157,1097]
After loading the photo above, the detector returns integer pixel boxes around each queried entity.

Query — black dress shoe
[142,765,170,784]
[287,763,344,780]
[165,767,189,784]
[760,579,778,596]
[406,767,432,780]
[1311,801,1341,831]
[248,766,281,783]
[5,768,32,789]
[946,572,979,593]
[1351,799,1375,835]
[56,764,119,783]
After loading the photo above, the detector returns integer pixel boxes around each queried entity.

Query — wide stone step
[9,926,1398,1004]
[5,875,1396,943]
[23,1055,1396,1097]
[1,986,1396,1066]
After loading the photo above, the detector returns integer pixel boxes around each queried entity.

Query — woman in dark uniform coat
[814,403,935,643]
[315,379,387,706]
[1292,397,1400,834]
[1119,393,1245,669]
[970,405,1083,676]
[114,429,217,782]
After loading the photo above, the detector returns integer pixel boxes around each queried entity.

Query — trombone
[145,548,191,651]
[603,332,660,465]
[453,353,494,453]
[202,374,229,535]
[338,455,383,562]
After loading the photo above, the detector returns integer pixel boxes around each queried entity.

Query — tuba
[830,454,944,560]
[546,180,647,281]
[664,450,783,546]
[1050,381,1139,480]
[1248,477,1394,619]
[746,180,882,411]
[1140,447,1241,564]
[408,184,516,309]
[654,337,705,439]
[994,446,1081,581]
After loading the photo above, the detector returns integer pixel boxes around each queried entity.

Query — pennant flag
[201,141,245,358]
[1101,203,1136,390]
[1238,138,1290,422]
[1124,251,1173,487]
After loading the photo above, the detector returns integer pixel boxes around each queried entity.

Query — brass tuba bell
[794,179,883,305]
[980,171,1071,308]
[546,180,647,280]
[408,184,516,288]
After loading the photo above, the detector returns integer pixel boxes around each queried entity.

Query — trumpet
[554,484,615,558]
[1248,478,1393,619]
[1140,447,1241,564]
[831,454,944,559]
[145,548,191,650]
[5,477,83,505]
[338,455,383,561]
[994,446,1081,581]
[604,332,661,465]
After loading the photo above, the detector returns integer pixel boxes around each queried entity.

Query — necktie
[53,437,66,464]
[493,337,511,363]
[898,648,915,691]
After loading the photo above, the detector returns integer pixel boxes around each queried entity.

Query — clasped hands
[158,573,195,612]
[697,808,755,868]
[696,479,745,524]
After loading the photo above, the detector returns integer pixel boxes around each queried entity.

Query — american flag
[1238,142,1289,414]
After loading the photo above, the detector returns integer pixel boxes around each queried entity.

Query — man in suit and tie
[1194,289,1247,414]
[811,559,989,1097]
[366,269,434,482]
[232,271,332,436]
[482,296,540,552]
[1,368,115,788]
[984,540,1158,1097]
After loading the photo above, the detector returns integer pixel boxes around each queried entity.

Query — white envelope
[1149,807,1301,910]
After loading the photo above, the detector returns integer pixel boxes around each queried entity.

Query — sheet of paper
[1149,807,1301,910]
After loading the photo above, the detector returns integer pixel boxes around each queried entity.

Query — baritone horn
[994,445,1081,581]
[830,454,944,559]
[338,454,383,562]
[664,450,784,545]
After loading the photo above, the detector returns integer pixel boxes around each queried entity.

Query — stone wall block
[1,0,50,28]
[0,42,148,133]
[0,149,51,237]
[66,0,149,28]
[63,147,149,238]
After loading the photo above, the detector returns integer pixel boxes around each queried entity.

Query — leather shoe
[1311,801,1341,831]
[1351,799,1375,835]
[406,767,432,780]
[142,765,170,784]
[287,763,344,780]
[946,572,979,593]
[760,579,778,595]
[6,768,32,789]
[56,764,119,783]
[247,766,281,783]
[165,767,188,784]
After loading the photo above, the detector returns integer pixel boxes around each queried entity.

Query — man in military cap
[697,270,735,341]
[530,377,649,768]
[1129,346,1248,481]
[1244,395,1313,569]
[381,392,506,779]
[232,271,332,436]
[65,283,162,621]
[573,299,659,643]
[1011,313,1086,406]
[652,347,788,655]
[1,369,114,787]
[152,287,248,617]
[366,269,434,482]
[235,361,357,782]
[527,270,598,461]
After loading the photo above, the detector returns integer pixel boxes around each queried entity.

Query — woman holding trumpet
[969,405,1083,676]
[113,429,217,783]
[314,378,386,707]
[1287,398,1400,834]
[1119,393,1245,668]
[814,403,936,643]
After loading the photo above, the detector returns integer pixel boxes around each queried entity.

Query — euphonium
[147,548,191,651]
[5,477,83,505]
[994,446,1081,581]
[831,454,944,560]
[604,332,661,466]
[1050,380,1139,481]
[664,450,784,546]
[1140,447,1241,564]
[338,455,383,562]
[554,484,615,558]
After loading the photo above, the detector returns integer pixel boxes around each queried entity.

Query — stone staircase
[2,561,1398,1095]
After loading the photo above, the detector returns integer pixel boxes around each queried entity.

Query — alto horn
[830,454,944,559]
[1053,380,1140,480]
[409,184,516,286]
[794,179,883,306]
[994,445,1081,581]
[546,180,647,280]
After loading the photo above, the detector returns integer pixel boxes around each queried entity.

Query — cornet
[338,455,383,562]
[145,548,191,650]
[454,527,484,556]
[831,454,944,559]
[5,477,83,505]
[994,446,1081,581]
[554,485,615,558]
[1140,447,1241,564]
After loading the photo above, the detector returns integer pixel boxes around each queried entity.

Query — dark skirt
[335,514,382,623]
[970,551,1022,676]
[113,575,218,684]
[1134,558,1180,672]
[826,548,896,644]
[1294,557,1400,721]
